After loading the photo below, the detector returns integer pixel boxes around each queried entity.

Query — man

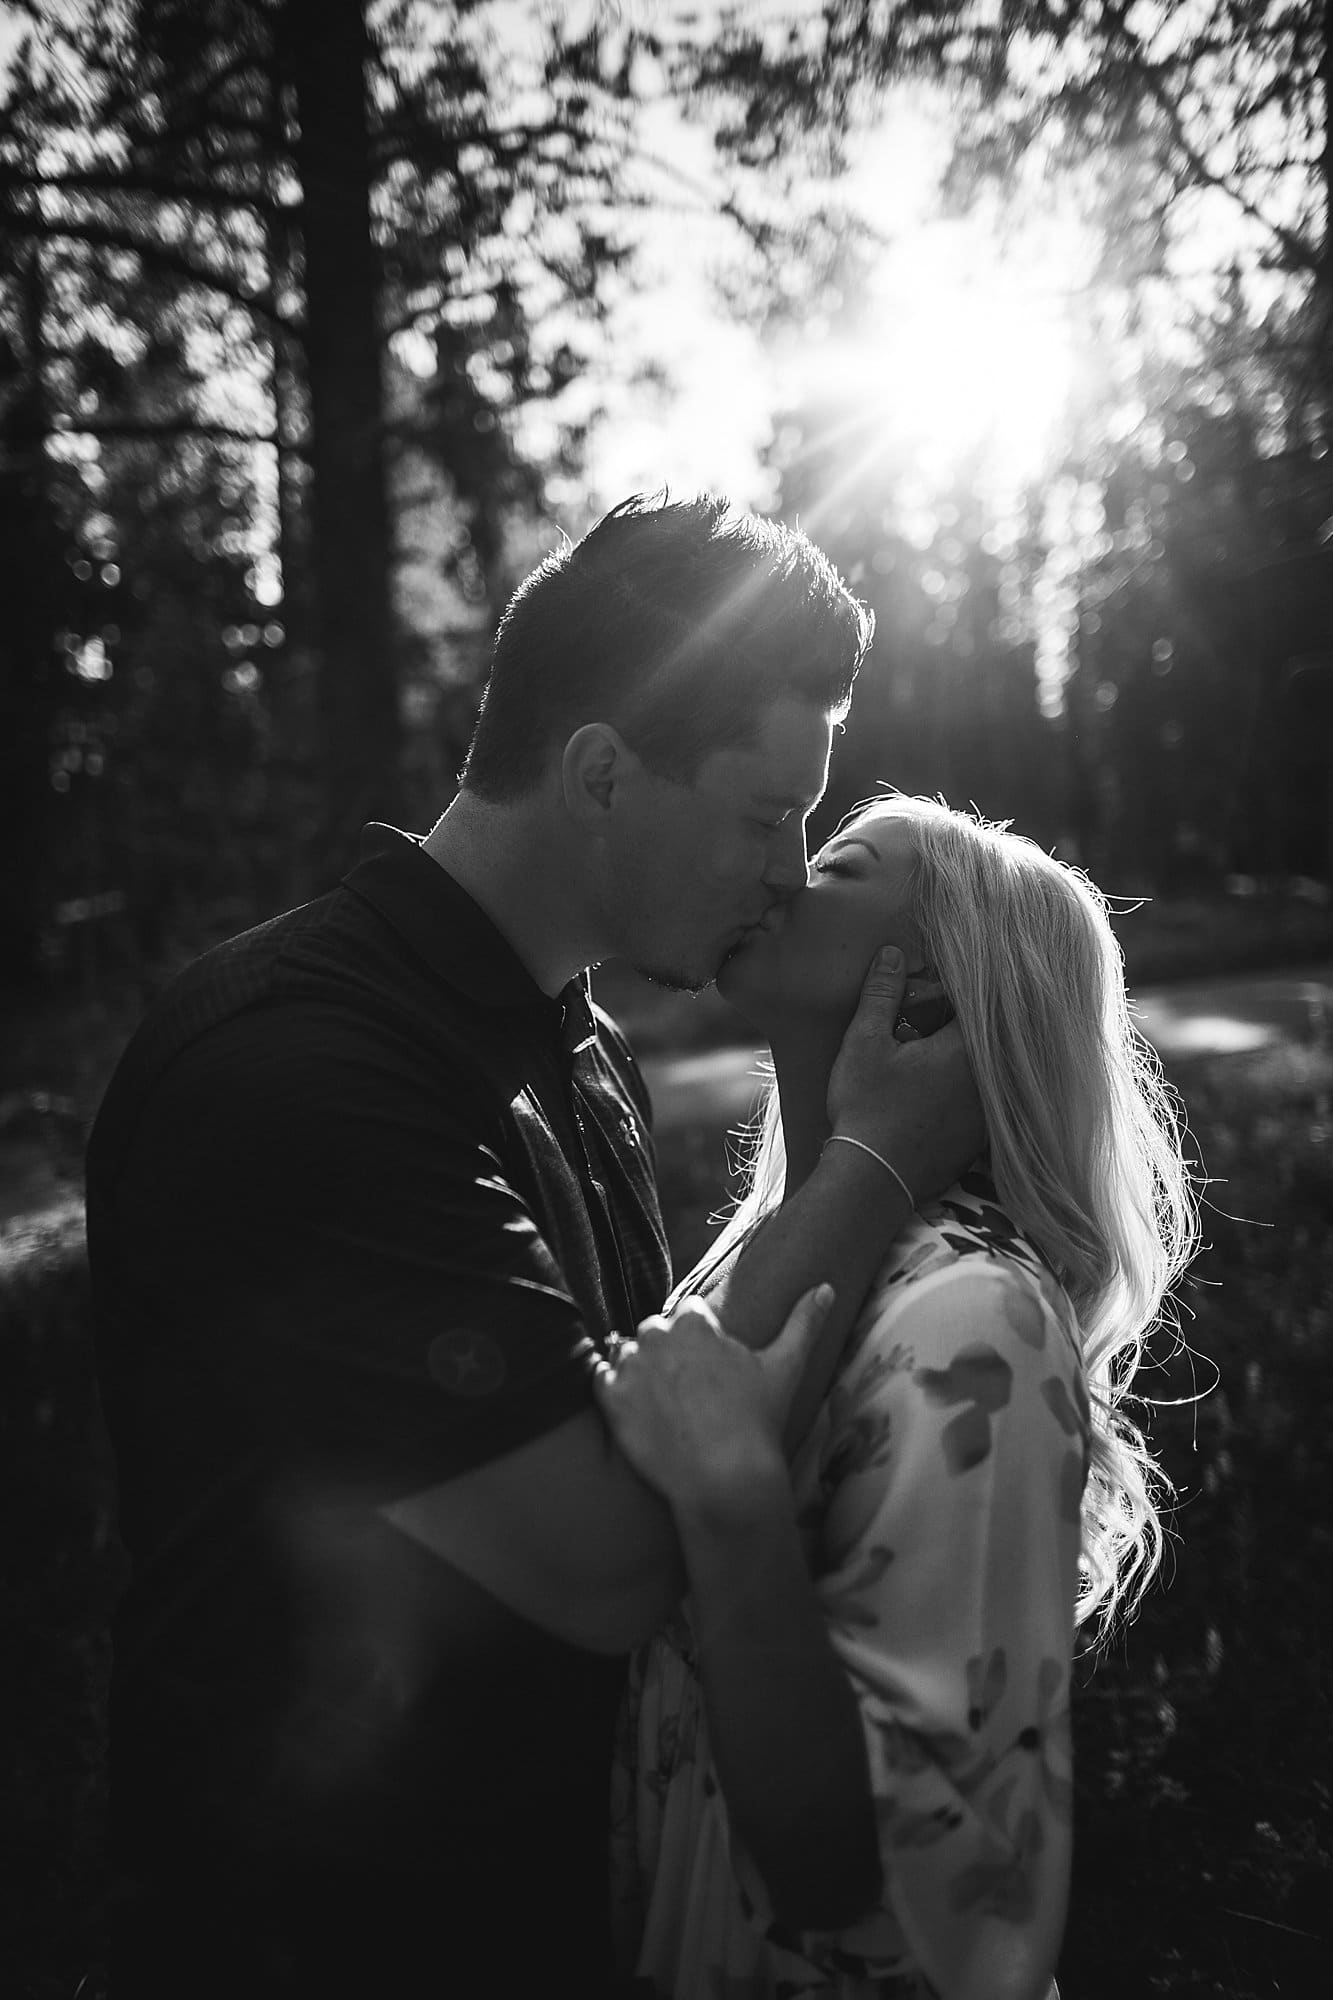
[87,494,979,1996]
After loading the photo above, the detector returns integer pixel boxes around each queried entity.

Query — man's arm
[378,1386,686,1654]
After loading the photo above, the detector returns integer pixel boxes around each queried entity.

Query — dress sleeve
[742,1258,1089,2000]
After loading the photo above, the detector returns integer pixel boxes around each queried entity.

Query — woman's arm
[595,1298,882,1930]
[702,950,983,1425]
[601,1258,1084,1998]
[673,1461,883,1928]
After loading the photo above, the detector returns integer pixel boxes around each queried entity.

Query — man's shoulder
[88,886,460,1172]
[127,890,349,1035]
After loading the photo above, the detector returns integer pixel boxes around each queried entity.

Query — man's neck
[422,789,602,997]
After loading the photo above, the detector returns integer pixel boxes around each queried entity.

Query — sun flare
[779,207,1095,504]
[582,94,1109,530]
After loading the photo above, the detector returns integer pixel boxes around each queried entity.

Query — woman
[596,795,1198,2000]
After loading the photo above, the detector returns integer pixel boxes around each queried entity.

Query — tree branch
[50,415,285,447]
[1104,1,1320,277]
[0,160,283,221]
[0,209,288,327]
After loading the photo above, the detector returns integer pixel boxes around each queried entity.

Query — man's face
[604,698,836,992]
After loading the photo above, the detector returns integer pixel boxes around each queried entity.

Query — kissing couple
[88,493,1195,1999]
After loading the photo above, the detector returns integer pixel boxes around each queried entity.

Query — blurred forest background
[1,2,1330,1996]
[2,0,1331,981]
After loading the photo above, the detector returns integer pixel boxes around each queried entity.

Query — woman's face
[717,812,927,1029]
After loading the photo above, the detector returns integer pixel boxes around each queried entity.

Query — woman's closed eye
[811,853,857,877]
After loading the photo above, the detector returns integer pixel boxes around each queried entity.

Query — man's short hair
[461,492,875,800]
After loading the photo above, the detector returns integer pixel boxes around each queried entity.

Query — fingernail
[815,1282,835,1312]
[878,947,903,972]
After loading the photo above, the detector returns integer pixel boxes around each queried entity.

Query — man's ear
[561,722,635,826]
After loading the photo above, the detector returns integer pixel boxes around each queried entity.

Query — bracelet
[823,1133,916,1211]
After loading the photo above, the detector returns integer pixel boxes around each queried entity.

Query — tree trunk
[0,250,64,989]
[279,0,401,877]
[1312,1,1320,426]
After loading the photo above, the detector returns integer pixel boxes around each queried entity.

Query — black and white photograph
[2,3,1330,1996]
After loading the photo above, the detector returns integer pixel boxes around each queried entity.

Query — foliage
[707,0,1333,429]
[0,0,903,977]
[755,359,1333,880]
[4,1,1332,986]
[0,0,656,961]
[731,3,1333,883]
[1064,409,1333,883]
[1061,1038,1333,1996]
[941,0,1333,435]
[768,403,1072,849]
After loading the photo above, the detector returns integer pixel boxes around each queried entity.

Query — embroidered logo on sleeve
[426,1328,507,1397]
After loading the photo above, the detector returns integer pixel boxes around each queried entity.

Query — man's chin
[633,928,760,996]
[637,963,715,996]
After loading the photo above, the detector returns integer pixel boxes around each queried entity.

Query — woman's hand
[593,1288,835,1518]
[828,947,984,1205]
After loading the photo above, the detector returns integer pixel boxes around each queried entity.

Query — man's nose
[763,819,809,896]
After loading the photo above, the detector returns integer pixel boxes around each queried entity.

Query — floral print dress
[611,1170,1089,2000]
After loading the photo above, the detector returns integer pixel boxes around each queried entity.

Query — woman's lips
[726,902,787,962]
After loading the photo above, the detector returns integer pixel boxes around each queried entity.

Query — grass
[2,966,1331,1996]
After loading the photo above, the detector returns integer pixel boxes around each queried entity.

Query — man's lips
[721,907,780,966]
[734,903,787,947]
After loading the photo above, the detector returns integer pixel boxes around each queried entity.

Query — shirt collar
[343,823,594,1042]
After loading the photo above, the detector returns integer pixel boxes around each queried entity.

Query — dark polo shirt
[86,824,672,1997]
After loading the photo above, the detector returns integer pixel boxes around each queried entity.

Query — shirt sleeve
[740,1258,1088,2000]
[109,1002,600,1500]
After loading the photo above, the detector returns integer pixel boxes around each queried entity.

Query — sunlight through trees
[2,0,1330,987]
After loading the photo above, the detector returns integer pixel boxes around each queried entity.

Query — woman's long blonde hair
[694,795,1199,1639]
